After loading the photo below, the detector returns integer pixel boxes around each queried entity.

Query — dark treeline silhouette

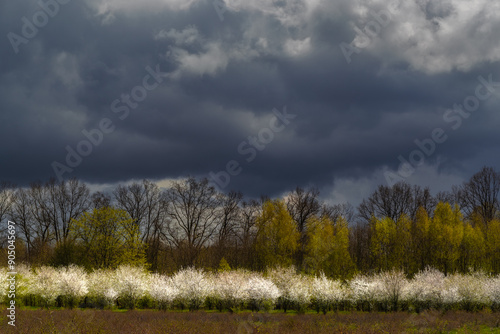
[0,166,499,276]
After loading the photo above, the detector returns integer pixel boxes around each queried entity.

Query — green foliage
[69,207,147,270]
[218,257,231,272]
[305,216,355,279]
[486,219,500,273]
[370,216,398,271]
[395,214,413,273]
[429,202,464,274]
[460,223,486,271]
[255,200,300,268]
[50,240,81,267]
[412,207,431,273]
[367,202,500,275]
[370,214,414,274]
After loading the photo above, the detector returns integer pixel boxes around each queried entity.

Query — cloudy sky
[1,0,500,206]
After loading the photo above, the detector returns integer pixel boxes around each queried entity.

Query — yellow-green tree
[304,215,333,273]
[330,217,356,279]
[486,219,500,273]
[255,200,299,268]
[370,216,397,271]
[460,223,485,271]
[429,202,464,274]
[305,215,355,279]
[370,213,413,273]
[70,207,147,270]
[412,207,431,272]
[395,214,413,273]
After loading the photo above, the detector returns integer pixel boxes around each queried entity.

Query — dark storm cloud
[1,0,500,204]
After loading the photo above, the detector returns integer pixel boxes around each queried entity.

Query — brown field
[1,308,499,334]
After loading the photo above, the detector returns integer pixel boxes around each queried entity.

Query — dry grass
[0,308,499,333]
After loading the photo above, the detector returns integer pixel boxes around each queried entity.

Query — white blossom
[310,273,344,305]
[244,274,280,303]
[87,268,118,305]
[58,265,88,298]
[171,267,209,308]
[1,264,498,312]
[149,273,178,304]
[113,265,149,301]
[31,266,60,304]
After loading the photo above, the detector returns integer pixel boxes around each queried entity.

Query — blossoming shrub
[1,264,32,306]
[310,273,344,314]
[375,270,410,311]
[244,274,280,311]
[208,271,244,312]
[149,273,178,310]
[206,270,280,312]
[407,267,446,312]
[267,266,311,313]
[445,271,490,311]
[171,267,209,311]
[349,274,381,311]
[1,264,499,313]
[486,275,500,311]
[55,265,88,308]
[113,265,150,309]
[28,266,60,307]
[86,268,118,308]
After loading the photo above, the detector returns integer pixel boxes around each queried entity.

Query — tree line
[0,166,499,277]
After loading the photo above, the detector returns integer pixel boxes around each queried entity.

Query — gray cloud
[1,0,499,204]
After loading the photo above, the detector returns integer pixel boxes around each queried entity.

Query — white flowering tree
[56,265,88,308]
[0,264,498,313]
[171,267,209,311]
[149,273,178,310]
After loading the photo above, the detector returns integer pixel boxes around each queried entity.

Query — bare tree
[9,182,54,263]
[349,222,371,273]
[12,179,90,263]
[321,202,356,223]
[113,180,166,269]
[91,191,112,209]
[161,177,221,267]
[412,185,436,217]
[0,182,14,248]
[114,180,164,243]
[0,182,13,222]
[357,182,435,224]
[53,178,91,243]
[286,186,321,268]
[29,182,55,246]
[236,199,261,269]
[455,166,500,224]
[216,191,243,262]
[435,190,459,207]
[286,187,321,234]
[114,182,148,230]
[10,188,35,261]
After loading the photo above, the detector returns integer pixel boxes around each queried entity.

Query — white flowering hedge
[1,265,499,312]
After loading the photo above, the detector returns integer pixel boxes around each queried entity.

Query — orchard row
[1,265,499,313]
